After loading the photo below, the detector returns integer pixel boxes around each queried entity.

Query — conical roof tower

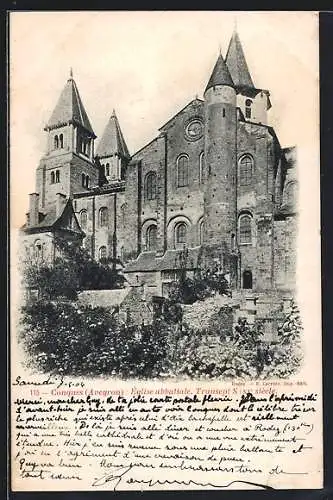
[205,52,234,93]
[225,30,254,89]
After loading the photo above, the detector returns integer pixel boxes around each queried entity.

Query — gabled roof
[226,30,254,89]
[45,73,95,137]
[96,110,130,159]
[22,199,83,235]
[158,98,204,133]
[205,53,234,92]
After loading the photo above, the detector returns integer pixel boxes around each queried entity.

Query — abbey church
[21,30,297,299]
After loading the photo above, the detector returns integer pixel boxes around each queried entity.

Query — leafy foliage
[24,238,125,300]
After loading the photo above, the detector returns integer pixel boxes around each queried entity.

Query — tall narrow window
[239,155,253,186]
[145,172,157,200]
[59,134,64,148]
[50,171,55,184]
[34,240,43,260]
[54,135,59,149]
[175,222,187,248]
[99,246,107,261]
[55,170,60,183]
[242,270,253,289]
[146,225,157,251]
[199,220,204,245]
[199,152,205,184]
[85,175,90,189]
[99,207,108,227]
[245,99,252,119]
[177,155,189,187]
[80,210,87,229]
[239,214,252,244]
[106,163,110,176]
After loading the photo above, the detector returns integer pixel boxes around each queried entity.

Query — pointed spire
[69,67,73,79]
[225,30,254,89]
[96,111,130,159]
[45,75,95,136]
[205,52,234,92]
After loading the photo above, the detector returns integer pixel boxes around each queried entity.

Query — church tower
[202,51,238,285]
[96,109,131,183]
[35,70,99,209]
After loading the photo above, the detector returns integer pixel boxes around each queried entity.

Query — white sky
[10,11,318,227]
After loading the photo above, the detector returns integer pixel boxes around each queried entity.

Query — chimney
[29,193,39,227]
[56,193,67,218]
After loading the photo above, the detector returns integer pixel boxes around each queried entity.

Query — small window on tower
[106,163,110,177]
[85,175,90,189]
[50,171,55,184]
[245,99,252,119]
[55,170,60,183]
[59,134,64,148]
[54,135,59,149]
[82,173,86,187]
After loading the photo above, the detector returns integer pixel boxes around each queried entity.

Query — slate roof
[205,53,234,92]
[124,247,201,273]
[22,199,83,234]
[45,75,95,137]
[225,30,255,89]
[96,110,130,159]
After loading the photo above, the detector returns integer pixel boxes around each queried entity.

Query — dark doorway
[242,270,253,289]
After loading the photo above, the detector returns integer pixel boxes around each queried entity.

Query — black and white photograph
[10,11,322,491]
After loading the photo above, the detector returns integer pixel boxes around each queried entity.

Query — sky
[10,11,319,227]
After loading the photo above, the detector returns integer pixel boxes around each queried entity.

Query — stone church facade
[21,31,297,300]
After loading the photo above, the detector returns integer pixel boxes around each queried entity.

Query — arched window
[243,270,253,289]
[245,99,252,119]
[146,225,157,251]
[85,175,90,189]
[239,155,253,186]
[59,134,64,148]
[145,172,157,200]
[55,170,60,183]
[106,163,110,177]
[80,210,87,229]
[54,135,59,149]
[50,171,55,184]
[199,220,204,245]
[34,240,43,260]
[239,214,252,244]
[177,155,189,187]
[199,152,204,184]
[175,222,187,248]
[99,207,108,227]
[99,246,107,261]
[82,173,85,187]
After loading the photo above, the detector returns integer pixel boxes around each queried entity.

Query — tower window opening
[223,108,226,117]
[146,225,157,251]
[50,171,55,184]
[199,220,204,245]
[175,222,187,248]
[85,175,90,189]
[54,135,59,149]
[82,173,86,187]
[145,172,157,200]
[242,270,253,289]
[106,163,110,176]
[177,155,189,187]
[59,134,64,148]
[245,99,252,119]
[55,170,60,183]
